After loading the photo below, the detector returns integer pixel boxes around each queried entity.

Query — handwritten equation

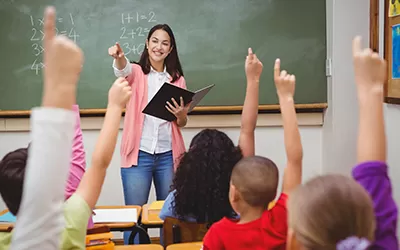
[29,13,80,75]
[120,11,157,56]
[121,11,157,24]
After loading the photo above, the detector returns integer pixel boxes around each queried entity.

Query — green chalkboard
[0,0,326,113]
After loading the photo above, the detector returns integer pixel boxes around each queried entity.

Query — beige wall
[0,113,323,212]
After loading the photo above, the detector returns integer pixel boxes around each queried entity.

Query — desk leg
[128,225,151,245]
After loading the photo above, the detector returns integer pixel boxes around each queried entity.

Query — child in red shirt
[202,58,303,250]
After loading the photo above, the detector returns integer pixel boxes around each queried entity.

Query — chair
[163,217,208,247]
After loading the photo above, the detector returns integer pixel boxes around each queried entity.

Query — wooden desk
[2,205,144,231]
[94,205,142,230]
[115,244,163,249]
[0,209,13,232]
[94,205,151,244]
[139,200,275,230]
[141,204,163,227]
[1,205,150,244]
[141,200,275,227]
[166,242,203,250]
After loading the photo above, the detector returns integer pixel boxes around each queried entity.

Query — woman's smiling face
[146,29,172,64]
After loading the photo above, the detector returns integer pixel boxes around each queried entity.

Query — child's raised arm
[353,37,386,163]
[74,77,132,209]
[238,48,262,157]
[351,36,398,249]
[65,104,86,200]
[274,59,303,195]
[10,6,83,250]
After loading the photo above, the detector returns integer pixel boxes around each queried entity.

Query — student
[67,104,94,229]
[283,37,397,250]
[0,7,133,249]
[159,48,261,226]
[286,175,375,250]
[108,24,188,243]
[202,58,303,249]
[66,104,87,201]
[0,79,132,250]
[1,6,85,249]
[350,36,398,249]
[0,104,93,228]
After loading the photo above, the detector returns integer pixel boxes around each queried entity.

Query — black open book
[142,83,214,121]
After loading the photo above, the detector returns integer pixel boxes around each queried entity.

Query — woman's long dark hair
[172,129,243,226]
[132,24,184,83]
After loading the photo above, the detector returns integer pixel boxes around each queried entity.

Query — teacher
[108,24,188,244]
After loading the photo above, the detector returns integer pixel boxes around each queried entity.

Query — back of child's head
[0,147,29,215]
[173,129,242,224]
[287,175,375,250]
[230,156,279,209]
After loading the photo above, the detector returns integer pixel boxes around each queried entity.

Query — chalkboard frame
[0,103,327,118]
[0,1,329,116]
[380,0,400,104]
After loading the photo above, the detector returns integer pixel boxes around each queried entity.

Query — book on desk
[0,212,16,224]
[92,208,137,224]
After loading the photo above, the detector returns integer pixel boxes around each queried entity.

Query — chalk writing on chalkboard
[119,11,156,56]
[29,13,80,75]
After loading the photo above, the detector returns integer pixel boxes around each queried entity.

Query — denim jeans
[121,150,173,244]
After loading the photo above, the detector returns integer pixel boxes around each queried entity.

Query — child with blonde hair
[286,36,398,250]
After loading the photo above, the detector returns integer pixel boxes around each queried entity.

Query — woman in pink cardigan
[108,24,188,244]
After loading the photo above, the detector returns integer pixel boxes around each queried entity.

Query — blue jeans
[121,150,173,244]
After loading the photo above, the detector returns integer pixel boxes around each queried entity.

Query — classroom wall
[0,114,323,238]
[1,0,400,239]
[380,0,400,237]
[322,0,362,174]
[0,114,323,212]
[324,0,400,237]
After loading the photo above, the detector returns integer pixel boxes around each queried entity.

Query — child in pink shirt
[67,104,93,228]
[0,104,93,228]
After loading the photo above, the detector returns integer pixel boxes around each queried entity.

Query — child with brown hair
[202,56,303,249]
[0,6,133,250]
[286,37,398,250]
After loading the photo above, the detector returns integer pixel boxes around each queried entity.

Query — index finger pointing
[248,47,255,60]
[43,6,56,49]
[274,58,281,79]
[352,36,362,55]
[116,42,122,52]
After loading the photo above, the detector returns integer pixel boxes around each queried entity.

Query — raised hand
[108,42,125,59]
[108,77,132,109]
[274,59,295,99]
[352,36,386,93]
[245,48,263,82]
[42,6,83,109]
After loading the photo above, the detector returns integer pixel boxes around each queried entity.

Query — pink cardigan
[121,64,186,171]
